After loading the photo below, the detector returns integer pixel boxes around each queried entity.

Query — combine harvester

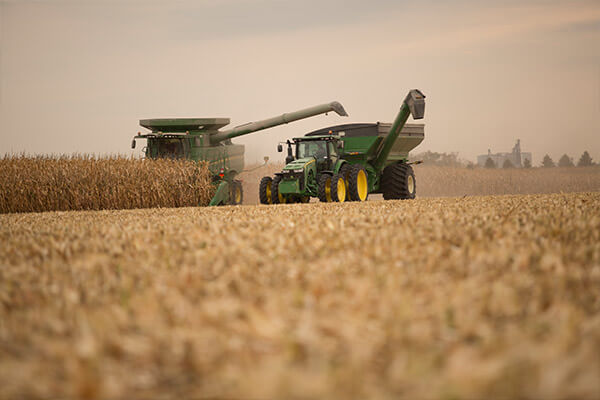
[259,89,426,203]
[132,102,348,205]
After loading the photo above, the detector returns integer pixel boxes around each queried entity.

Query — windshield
[297,141,327,159]
[148,138,186,159]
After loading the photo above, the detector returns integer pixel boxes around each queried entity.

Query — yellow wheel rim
[235,186,242,204]
[325,177,332,202]
[278,192,286,204]
[408,175,415,194]
[266,182,272,204]
[356,170,368,201]
[337,178,346,203]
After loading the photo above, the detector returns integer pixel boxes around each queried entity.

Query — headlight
[293,169,304,173]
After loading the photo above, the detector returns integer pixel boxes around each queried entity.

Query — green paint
[261,90,426,203]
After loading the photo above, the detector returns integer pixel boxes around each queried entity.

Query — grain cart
[131,102,348,206]
[259,89,425,204]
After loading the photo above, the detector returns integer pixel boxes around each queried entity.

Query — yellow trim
[235,186,242,204]
[278,192,287,204]
[408,175,415,194]
[356,169,368,201]
[337,177,346,203]
[266,182,272,204]
[325,177,332,202]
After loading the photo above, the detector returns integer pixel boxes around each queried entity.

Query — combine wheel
[259,177,273,204]
[230,180,243,205]
[347,165,369,201]
[271,175,287,204]
[318,173,346,202]
[381,163,416,200]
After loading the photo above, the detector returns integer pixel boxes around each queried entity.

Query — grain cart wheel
[259,177,273,204]
[318,174,346,202]
[271,175,287,204]
[338,164,352,201]
[381,163,416,200]
[230,180,243,205]
[347,165,369,202]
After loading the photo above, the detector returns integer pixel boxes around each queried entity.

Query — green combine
[132,102,348,206]
[259,89,425,204]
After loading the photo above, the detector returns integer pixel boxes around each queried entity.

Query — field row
[1,193,599,399]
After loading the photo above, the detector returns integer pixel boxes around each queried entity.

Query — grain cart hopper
[131,102,348,206]
[259,89,425,204]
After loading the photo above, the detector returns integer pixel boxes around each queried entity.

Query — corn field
[1,193,599,399]
[0,155,214,213]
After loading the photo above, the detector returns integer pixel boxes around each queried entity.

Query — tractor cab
[289,135,342,170]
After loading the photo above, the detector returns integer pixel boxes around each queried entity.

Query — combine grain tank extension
[132,102,348,206]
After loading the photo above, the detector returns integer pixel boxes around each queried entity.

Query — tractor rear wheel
[259,177,273,204]
[318,173,346,202]
[347,165,369,201]
[230,180,243,205]
[271,175,287,204]
[381,163,416,200]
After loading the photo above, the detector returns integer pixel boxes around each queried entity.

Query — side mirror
[337,141,344,150]
[277,144,283,152]
[131,139,136,149]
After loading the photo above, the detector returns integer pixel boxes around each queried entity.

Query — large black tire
[318,173,346,202]
[271,175,287,204]
[229,180,243,205]
[259,176,273,204]
[318,174,331,202]
[338,164,352,201]
[381,163,416,200]
[347,165,369,202]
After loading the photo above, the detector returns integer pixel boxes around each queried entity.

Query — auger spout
[210,101,348,144]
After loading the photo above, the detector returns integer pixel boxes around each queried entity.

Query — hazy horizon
[1,0,599,165]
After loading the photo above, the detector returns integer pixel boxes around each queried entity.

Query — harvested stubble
[0,155,214,213]
[239,163,600,204]
[1,193,599,399]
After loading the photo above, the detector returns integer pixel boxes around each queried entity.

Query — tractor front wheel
[259,177,273,204]
[271,175,287,204]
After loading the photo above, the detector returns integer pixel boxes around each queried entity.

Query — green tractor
[259,89,425,204]
[131,101,348,206]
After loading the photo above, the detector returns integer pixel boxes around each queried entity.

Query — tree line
[539,151,594,168]
[484,152,595,168]
[413,151,596,168]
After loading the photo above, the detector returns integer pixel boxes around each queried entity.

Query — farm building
[477,139,532,168]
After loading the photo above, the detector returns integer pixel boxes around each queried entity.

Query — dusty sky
[1,0,599,164]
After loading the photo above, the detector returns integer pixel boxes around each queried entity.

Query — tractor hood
[283,157,315,171]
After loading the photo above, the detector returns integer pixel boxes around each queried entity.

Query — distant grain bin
[477,139,532,168]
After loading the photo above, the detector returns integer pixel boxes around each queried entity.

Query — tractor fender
[333,160,348,174]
